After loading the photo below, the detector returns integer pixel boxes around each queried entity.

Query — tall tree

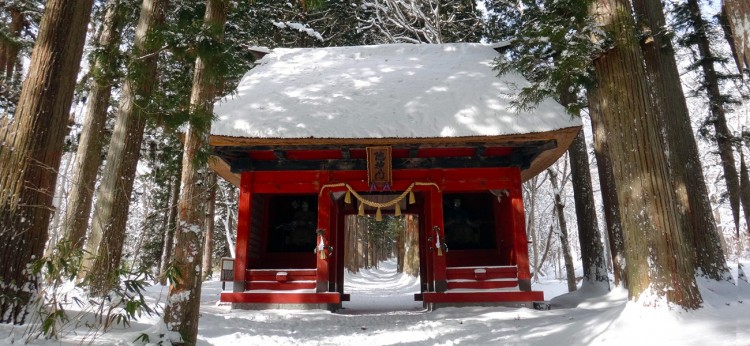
[567,131,609,286]
[0,0,94,323]
[489,0,704,307]
[158,163,182,284]
[61,0,127,250]
[589,89,626,287]
[0,1,42,116]
[523,175,544,282]
[486,0,625,286]
[589,0,701,307]
[82,0,167,294]
[719,1,750,237]
[721,0,750,73]
[0,4,23,81]
[202,172,218,280]
[632,0,731,281]
[163,0,227,343]
[676,0,748,235]
[547,166,577,292]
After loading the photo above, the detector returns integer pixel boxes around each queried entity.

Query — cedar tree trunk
[83,0,167,294]
[524,178,540,282]
[633,0,731,281]
[547,168,577,292]
[589,0,701,308]
[202,172,217,280]
[721,0,750,72]
[62,0,126,250]
[568,131,609,285]
[163,0,227,343]
[403,214,420,277]
[1,6,23,80]
[159,164,182,284]
[0,0,93,323]
[686,0,745,234]
[588,86,626,287]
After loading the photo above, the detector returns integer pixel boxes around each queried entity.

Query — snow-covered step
[246,268,316,282]
[446,278,518,290]
[445,266,518,281]
[246,280,316,291]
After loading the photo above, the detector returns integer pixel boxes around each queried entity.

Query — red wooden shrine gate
[207,43,583,310]
[219,166,544,309]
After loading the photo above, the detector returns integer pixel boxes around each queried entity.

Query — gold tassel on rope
[345,190,351,204]
[409,190,415,204]
[375,207,382,221]
[394,203,401,216]
[358,201,365,216]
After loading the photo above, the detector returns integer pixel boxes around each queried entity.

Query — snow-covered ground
[2,260,749,345]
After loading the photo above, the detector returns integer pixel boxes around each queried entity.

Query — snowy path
[1,261,749,345]
[339,258,423,314]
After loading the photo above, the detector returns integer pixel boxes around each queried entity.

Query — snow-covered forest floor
[2,259,749,345]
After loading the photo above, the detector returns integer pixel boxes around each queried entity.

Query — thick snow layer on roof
[212,43,580,139]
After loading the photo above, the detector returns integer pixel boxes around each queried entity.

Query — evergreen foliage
[484,0,607,114]
[671,1,743,142]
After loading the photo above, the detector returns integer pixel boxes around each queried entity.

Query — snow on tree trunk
[721,0,750,73]
[632,0,731,282]
[0,0,94,324]
[202,172,217,280]
[159,166,182,285]
[221,184,236,258]
[740,152,750,236]
[523,177,542,282]
[589,0,702,308]
[588,86,626,288]
[83,0,167,295]
[163,0,227,343]
[62,0,126,251]
[568,131,609,286]
[547,167,577,293]
[46,151,74,256]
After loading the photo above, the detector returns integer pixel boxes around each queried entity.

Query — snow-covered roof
[211,43,580,140]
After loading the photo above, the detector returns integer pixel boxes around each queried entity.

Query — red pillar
[316,191,332,292]
[510,175,532,291]
[429,189,447,292]
[416,195,432,292]
[335,198,346,294]
[233,171,253,292]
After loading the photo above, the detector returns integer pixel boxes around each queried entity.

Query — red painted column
[233,171,253,292]
[335,198,346,294]
[316,191,332,292]
[510,172,532,291]
[429,189,447,293]
[419,195,433,292]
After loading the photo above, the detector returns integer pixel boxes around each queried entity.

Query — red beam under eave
[247,168,521,194]
[245,147,515,161]
[220,292,342,304]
